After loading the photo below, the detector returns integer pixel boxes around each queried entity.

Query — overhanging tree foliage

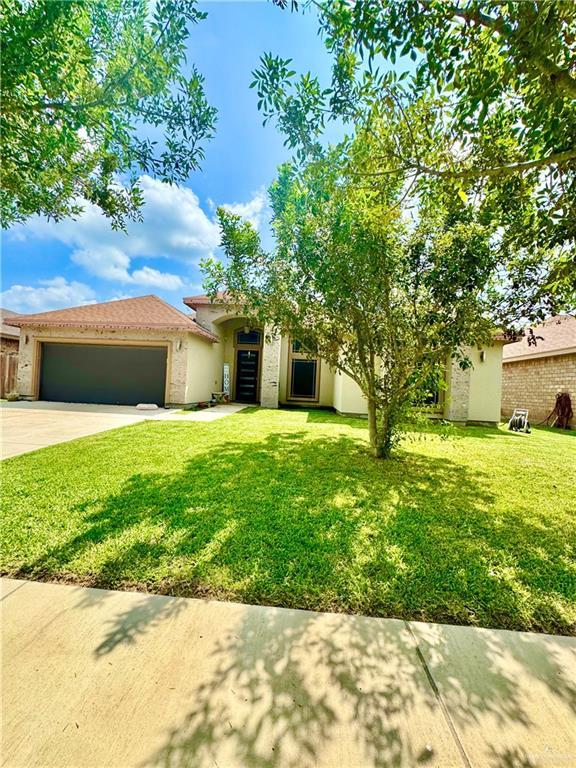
[1,0,216,228]
[204,138,497,458]
[261,0,576,320]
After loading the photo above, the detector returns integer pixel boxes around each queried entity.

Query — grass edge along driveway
[2,408,575,635]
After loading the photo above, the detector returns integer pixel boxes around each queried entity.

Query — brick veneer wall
[501,353,576,425]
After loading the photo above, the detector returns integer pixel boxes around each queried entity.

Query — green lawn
[2,408,575,634]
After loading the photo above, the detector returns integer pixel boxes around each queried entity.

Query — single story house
[501,314,575,426]
[6,293,507,425]
[1,307,20,354]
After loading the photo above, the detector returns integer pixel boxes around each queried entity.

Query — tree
[203,137,497,458]
[1,0,216,228]
[259,0,576,320]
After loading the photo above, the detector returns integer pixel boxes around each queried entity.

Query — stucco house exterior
[501,314,575,426]
[6,293,507,425]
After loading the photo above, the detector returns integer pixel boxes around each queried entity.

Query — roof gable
[183,291,230,310]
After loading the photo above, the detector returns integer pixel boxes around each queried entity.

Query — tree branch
[364,147,576,180]
[426,1,576,98]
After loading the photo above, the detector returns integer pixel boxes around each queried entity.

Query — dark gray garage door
[39,343,167,406]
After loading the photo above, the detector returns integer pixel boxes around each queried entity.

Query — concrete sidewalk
[1,578,575,768]
[153,402,248,421]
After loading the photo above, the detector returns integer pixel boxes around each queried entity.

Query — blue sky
[1,2,337,313]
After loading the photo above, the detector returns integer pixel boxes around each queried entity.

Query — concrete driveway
[2,578,575,768]
[0,401,248,458]
[0,401,159,458]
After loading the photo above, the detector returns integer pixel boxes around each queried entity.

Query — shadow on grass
[19,429,574,635]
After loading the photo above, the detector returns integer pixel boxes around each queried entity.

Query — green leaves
[1,0,216,227]
[256,0,576,322]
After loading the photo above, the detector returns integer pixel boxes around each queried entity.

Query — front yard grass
[2,408,574,634]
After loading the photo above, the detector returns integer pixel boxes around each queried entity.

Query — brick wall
[502,353,576,425]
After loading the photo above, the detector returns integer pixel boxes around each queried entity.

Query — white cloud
[221,187,267,231]
[70,246,183,289]
[130,267,183,290]
[9,178,268,290]
[0,277,96,313]
[10,176,221,289]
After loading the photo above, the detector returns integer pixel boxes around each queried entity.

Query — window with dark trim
[288,339,320,400]
[290,359,317,398]
[422,387,441,407]
[236,329,261,346]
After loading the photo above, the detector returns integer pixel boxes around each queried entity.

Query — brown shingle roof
[503,314,576,361]
[4,295,219,342]
[183,291,229,310]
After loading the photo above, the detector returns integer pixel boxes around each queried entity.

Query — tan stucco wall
[443,344,504,424]
[278,336,335,407]
[15,325,214,406]
[467,343,505,423]
[332,371,368,415]
[185,333,223,404]
[193,305,229,335]
[330,345,503,423]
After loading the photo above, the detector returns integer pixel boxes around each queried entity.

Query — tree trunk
[367,398,394,459]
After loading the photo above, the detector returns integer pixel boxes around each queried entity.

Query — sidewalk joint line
[405,621,472,768]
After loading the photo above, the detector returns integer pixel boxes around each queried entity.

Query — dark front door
[39,343,167,406]
[235,349,260,403]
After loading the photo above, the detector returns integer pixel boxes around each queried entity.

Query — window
[236,329,261,346]
[422,387,441,407]
[288,339,319,400]
[290,359,318,399]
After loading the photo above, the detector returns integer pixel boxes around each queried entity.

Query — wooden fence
[0,353,18,397]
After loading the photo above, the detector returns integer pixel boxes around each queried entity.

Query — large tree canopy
[204,131,500,457]
[1,0,216,228]
[261,0,576,319]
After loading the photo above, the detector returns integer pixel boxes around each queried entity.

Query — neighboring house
[6,293,508,425]
[502,314,576,426]
[1,307,20,353]
[1,308,20,397]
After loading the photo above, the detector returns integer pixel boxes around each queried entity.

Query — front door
[235,349,260,403]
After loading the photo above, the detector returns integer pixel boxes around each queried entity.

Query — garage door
[39,343,167,406]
